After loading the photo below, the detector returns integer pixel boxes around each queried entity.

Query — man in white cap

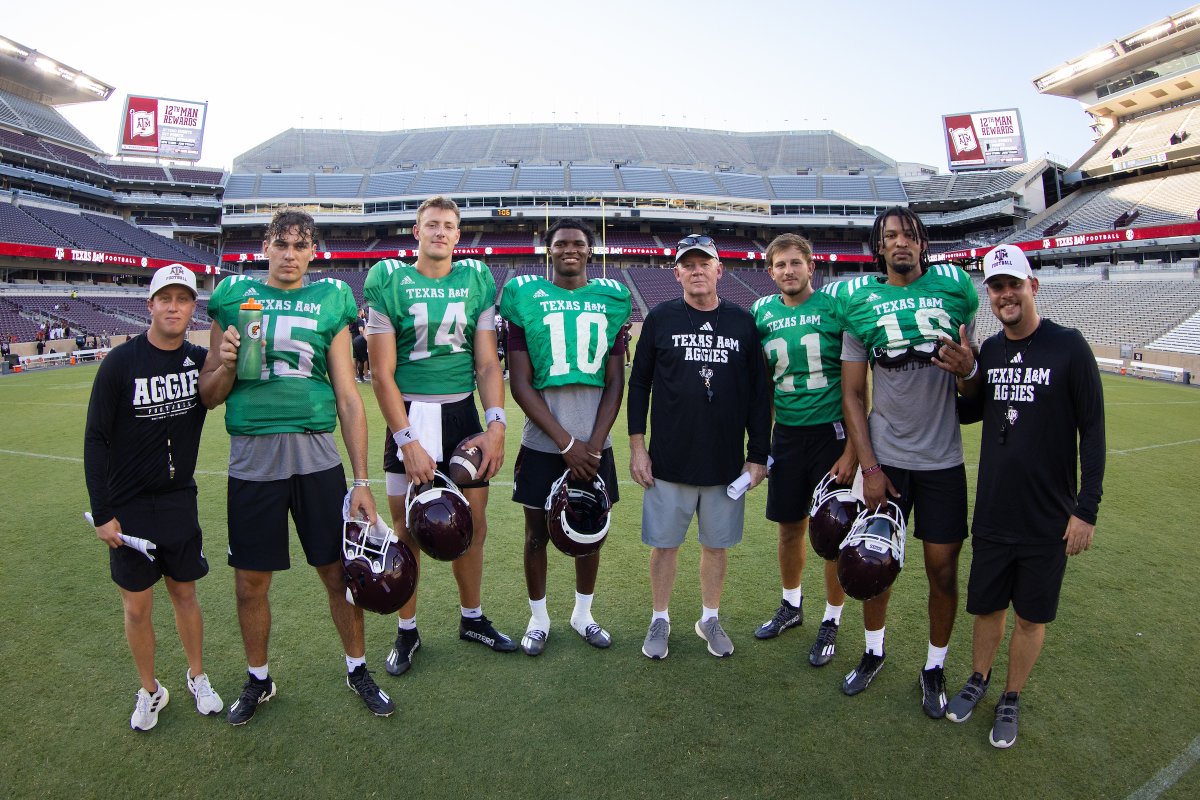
[944,244,1106,748]
[628,235,771,660]
[84,263,224,731]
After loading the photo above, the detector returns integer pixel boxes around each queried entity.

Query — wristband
[485,407,507,427]
[962,361,978,381]
[352,479,371,488]
[861,463,882,477]
[393,427,417,447]
[560,437,576,454]
[588,450,602,460]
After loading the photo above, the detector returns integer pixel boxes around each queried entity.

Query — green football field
[0,364,1196,800]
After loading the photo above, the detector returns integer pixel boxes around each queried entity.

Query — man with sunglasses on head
[628,235,771,660]
[838,206,979,717]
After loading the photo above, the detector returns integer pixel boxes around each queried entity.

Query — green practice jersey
[363,258,496,394]
[500,276,631,390]
[752,285,844,427]
[208,275,357,436]
[838,264,979,363]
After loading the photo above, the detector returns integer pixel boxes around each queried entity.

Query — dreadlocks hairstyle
[869,206,929,274]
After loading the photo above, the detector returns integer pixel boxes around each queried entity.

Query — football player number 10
[764,333,827,392]
[544,311,607,376]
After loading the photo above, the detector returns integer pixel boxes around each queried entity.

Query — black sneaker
[842,650,885,696]
[754,598,803,640]
[227,674,276,726]
[347,666,395,717]
[384,627,421,676]
[459,615,517,652]
[990,692,1020,749]
[920,666,948,719]
[946,671,990,723]
[808,620,839,667]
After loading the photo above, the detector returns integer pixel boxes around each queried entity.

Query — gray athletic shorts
[641,479,745,549]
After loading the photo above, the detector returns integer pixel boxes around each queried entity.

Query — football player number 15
[409,302,469,361]
[544,311,607,376]
[258,314,317,379]
[765,333,827,392]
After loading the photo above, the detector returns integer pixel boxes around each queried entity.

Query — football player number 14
[409,302,469,361]
[544,311,607,376]
[765,333,827,391]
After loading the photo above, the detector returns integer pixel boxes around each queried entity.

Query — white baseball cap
[982,245,1033,282]
[148,263,197,299]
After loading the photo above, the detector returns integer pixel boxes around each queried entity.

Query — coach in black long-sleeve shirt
[628,237,771,660]
[946,245,1105,749]
[82,264,223,730]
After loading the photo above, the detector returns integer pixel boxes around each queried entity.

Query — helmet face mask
[342,517,418,615]
[405,470,474,561]
[545,470,612,558]
[836,501,906,602]
[808,473,865,561]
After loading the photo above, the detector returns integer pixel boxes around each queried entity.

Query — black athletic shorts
[766,421,846,523]
[966,537,1068,624]
[227,464,347,571]
[383,395,487,488]
[881,463,969,544]
[109,488,208,592]
[511,446,620,509]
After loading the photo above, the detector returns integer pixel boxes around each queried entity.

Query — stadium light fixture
[0,37,29,57]
[1124,22,1173,46]
[34,57,59,74]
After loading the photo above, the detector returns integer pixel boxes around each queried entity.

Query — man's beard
[891,261,917,275]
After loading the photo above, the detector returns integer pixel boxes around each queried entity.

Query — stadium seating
[1147,309,1200,354]
[0,88,103,152]
[104,164,169,182]
[0,204,71,247]
[463,167,516,192]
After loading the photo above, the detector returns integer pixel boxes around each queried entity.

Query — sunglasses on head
[677,235,715,248]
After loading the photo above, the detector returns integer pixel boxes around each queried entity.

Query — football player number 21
[409,302,468,360]
[765,333,827,391]
[544,311,607,376]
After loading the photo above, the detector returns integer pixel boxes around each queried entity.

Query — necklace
[683,299,721,404]
[998,321,1040,446]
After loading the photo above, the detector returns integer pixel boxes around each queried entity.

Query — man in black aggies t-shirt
[84,264,223,732]
[628,236,771,661]
[947,245,1105,749]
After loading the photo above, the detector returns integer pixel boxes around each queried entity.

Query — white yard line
[1126,734,1200,800]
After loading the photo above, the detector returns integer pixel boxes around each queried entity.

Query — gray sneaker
[694,617,734,657]
[946,671,990,723]
[641,618,670,660]
[990,691,1020,748]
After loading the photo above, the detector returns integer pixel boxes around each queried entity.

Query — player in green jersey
[500,218,632,656]
[199,209,392,723]
[751,234,856,668]
[838,206,982,717]
[365,196,515,675]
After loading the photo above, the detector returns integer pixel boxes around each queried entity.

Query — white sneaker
[130,681,169,731]
[187,670,224,715]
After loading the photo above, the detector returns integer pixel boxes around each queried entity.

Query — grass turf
[0,365,1196,799]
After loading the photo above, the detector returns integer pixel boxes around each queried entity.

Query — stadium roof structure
[233,124,898,176]
[0,35,113,108]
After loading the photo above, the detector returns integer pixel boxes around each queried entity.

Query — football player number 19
[544,311,607,376]
[874,308,953,347]
[409,302,469,361]
[764,332,827,392]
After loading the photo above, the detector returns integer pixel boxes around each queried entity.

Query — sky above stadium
[5,0,1194,173]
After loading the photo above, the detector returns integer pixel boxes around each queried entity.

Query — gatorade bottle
[236,299,264,380]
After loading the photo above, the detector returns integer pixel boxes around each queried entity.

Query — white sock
[571,592,595,632]
[461,606,482,619]
[782,586,802,607]
[925,642,949,670]
[248,663,269,681]
[701,605,719,622]
[823,603,844,625]
[397,616,417,631]
[652,609,670,623]
[864,627,885,656]
[528,597,550,630]
[346,654,366,673]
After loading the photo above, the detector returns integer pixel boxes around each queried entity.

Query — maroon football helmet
[342,518,418,615]
[808,473,865,561]
[545,470,612,558]
[405,471,473,561]
[836,502,906,602]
